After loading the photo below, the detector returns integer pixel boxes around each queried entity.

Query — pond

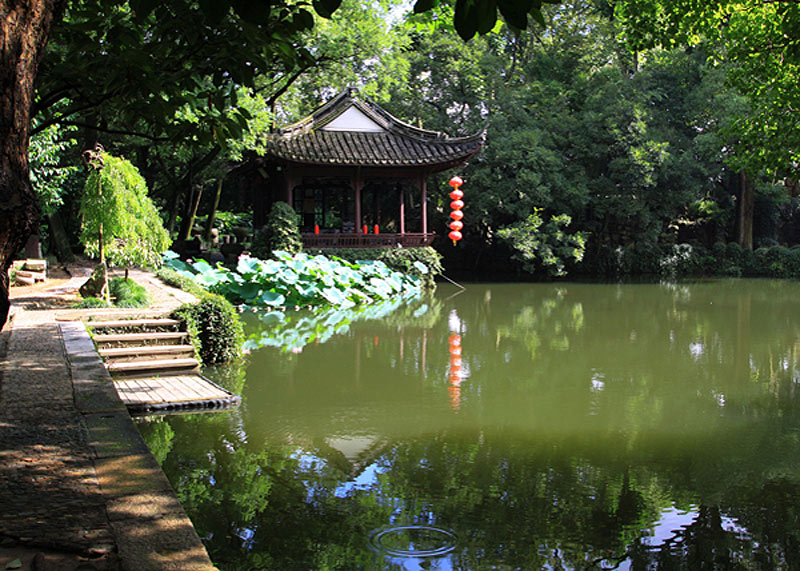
[137,279,800,569]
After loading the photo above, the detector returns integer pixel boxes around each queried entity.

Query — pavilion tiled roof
[263,88,484,169]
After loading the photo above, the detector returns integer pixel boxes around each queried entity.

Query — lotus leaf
[413,261,429,274]
[191,259,215,274]
[237,256,261,275]
[261,291,285,306]
[321,286,347,305]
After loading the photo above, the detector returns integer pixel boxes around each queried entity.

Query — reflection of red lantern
[448,176,464,245]
[448,333,463,410]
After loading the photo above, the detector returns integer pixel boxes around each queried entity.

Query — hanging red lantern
[448,176,464,245]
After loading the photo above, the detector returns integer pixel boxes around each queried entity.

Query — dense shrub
[171,294,243,365]
[635,241,800,280]
[251,201,302,259]
[160,265,244,364]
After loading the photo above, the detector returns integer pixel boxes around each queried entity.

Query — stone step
[88,318,181,330]
[99,344,196,361]
[107,358,200,375]
[15,269,47,282]
[14,273,35,286]
[93,331,189,346]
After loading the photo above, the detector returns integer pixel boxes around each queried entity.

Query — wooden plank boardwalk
[114,374,240,415]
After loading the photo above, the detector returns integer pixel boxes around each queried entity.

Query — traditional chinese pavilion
[252,87,484,248]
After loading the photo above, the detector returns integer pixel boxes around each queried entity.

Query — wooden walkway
[114,374,240,415]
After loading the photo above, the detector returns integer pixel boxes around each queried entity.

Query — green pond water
[137,279,800,570]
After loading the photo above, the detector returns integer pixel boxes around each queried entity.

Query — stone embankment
[0,265,216,570]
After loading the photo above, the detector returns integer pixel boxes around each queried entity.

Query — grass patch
[72,276,150,308]
[109,277,150,308]
[73,296,111,308]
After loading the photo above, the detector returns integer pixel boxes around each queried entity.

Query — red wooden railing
[301,233,435,249]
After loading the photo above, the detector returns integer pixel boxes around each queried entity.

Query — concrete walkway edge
[61,321,217,570]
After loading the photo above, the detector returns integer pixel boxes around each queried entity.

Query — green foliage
[199,211,252,235]
[108,277,150,308]
[614,0,800,177]
[156,266,208,298]
[172,294,244,365]
[251,202,302,259]
[307,247,443,288]
[165,250,423,311]
[29,122,78,217]
[79,152,171,268]
[497,209,587,277]
[159,261,245,365]
[72,296,111,309]
[137,419,175,466]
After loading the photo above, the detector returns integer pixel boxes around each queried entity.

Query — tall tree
[0,0,65,325]
[0,0,558,329]
[614,0,800,248]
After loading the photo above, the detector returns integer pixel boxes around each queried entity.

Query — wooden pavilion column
[284,167,296,206]
[419,174,428,234]
[353,167,363,230]
[399,183,405,235]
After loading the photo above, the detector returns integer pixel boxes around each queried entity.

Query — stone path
[0,265,215,570]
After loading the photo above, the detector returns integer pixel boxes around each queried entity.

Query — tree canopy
[79,149,170,268]
[3,0,800,328]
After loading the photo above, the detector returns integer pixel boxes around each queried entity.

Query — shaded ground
[1,262,210,571]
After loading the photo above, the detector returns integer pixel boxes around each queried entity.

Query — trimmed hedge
[171,294,244,365]
[159,267,244,365]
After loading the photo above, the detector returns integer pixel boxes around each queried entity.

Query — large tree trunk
[203,178,223,242]
[0,0,64,330]
[737,171,754,250]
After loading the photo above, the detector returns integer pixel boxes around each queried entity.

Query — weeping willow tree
[79,146,170,300]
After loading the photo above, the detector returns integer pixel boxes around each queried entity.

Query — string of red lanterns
[448,176,464,245]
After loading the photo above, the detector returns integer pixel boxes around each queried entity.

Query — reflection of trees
[139,280,800,569]
[144,411,800,569]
